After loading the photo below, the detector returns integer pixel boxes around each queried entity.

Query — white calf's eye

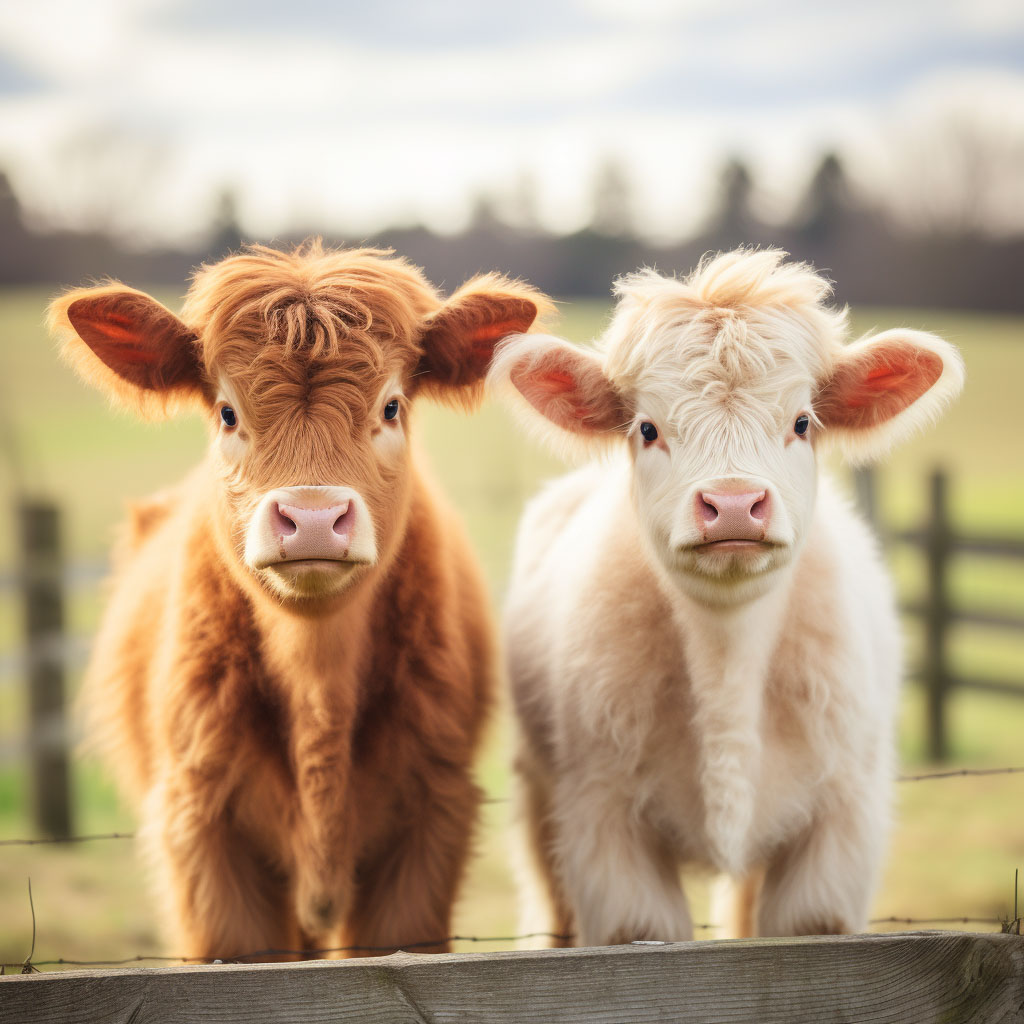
[794,414,809,437]
[383,399,400,421]
[220,405,237,429]
[639,421,659,444]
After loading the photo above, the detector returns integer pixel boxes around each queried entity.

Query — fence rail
[2,933,1023,1023]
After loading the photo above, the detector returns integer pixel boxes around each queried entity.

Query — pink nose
[271,501,355,561]
[696,489,771,542]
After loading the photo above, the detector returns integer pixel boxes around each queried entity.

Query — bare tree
[880,103,1024,237]
[505,170,543,234]
[590,158,634,237]
[702,157,757,247]
[32,125,172,244]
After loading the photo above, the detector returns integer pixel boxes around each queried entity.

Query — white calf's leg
[757,787,887,936]
[554,783,692,946]
[710,870,764,939]
[510,764,575,948]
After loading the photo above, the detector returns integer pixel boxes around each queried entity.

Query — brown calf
[49,241,547,961]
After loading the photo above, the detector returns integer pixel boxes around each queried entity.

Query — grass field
[0,287,1021,969]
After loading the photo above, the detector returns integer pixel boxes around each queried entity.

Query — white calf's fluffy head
[490,249,964,605]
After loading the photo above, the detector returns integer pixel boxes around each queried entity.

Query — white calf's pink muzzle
[244,486,377,571]
[696,488,771,544]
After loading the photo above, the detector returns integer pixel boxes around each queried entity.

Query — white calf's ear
[815,329,964,463]
[488,333,630,457]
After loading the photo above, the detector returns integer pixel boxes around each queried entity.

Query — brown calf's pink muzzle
[696,489,771,543]
[244,486,378,571]
[273,501,355,561]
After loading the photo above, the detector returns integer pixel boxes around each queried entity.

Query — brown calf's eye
[220,406,237,428]
[384,399,400,421]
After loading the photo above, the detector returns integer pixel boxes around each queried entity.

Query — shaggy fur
[490,248,963,945]
[50,240,550,961]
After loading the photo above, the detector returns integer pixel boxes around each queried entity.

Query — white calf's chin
[692,543,787,578]
[660,542,793,606]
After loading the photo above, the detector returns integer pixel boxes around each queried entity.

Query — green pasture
[0,287,1021,968]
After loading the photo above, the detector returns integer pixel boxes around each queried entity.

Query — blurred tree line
[1,149,1023,312]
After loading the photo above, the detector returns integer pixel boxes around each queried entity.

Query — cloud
[0,52,47,95]
[159,0,591,49]
[0,0,1022,240]
[0,0,173,85]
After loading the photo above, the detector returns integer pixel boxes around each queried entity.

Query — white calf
[490,249,963,944]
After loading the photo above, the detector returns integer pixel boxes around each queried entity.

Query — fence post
[922,470,952,762]
[18,500,72,840]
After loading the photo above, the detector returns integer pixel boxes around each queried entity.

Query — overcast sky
[1,0,1023,243]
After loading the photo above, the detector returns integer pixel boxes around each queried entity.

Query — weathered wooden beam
[902,600,1024,634]
[2,932,1022,1024]
[891,529,1024,560]
[956,676,1024,699]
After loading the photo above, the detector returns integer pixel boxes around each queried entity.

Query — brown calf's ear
[488,333,631,457]
[416,274,550,405]
[815,328,964,463]
[48,285,206,417]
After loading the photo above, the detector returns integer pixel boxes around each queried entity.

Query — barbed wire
[896,766,1024,781]
[0,831,135,847]
[0,795,507,846]
[3,932,579,969]
[2,765,1021,847]
[4,867,1016,974]
[5,916,1017,972]
[868,916,1003,926]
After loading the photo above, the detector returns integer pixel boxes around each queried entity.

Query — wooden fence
[0,502,102,839]
[2,471,1023,837]
[2,932,1023,1022]
[855,467,1024,761]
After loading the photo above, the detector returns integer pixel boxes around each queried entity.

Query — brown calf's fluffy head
[50,240,550,605]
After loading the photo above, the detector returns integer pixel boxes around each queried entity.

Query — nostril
[697,493,719,523]
[272,503,297,537]
[749,491,769,521]
[332,502,352,536]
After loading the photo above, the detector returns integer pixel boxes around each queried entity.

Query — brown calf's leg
[144,779,303,962]
[285,686,362,942]
[343,770,483,956]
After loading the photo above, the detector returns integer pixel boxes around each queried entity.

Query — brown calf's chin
[260,559,366,603]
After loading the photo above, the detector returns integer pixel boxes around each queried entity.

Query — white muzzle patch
[244,485,377,571]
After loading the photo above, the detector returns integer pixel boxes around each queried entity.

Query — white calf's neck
[664,560,797,874]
